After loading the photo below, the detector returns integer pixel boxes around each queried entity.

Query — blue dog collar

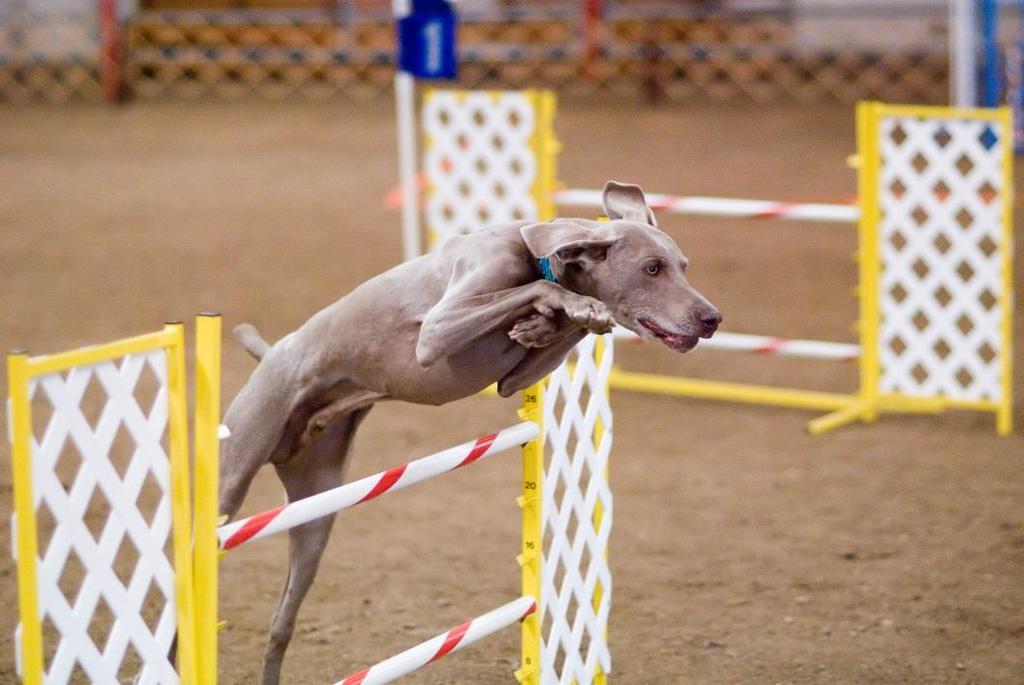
[538,256,557,283]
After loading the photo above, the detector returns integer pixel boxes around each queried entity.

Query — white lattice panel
[13,352,180,684]
[422,90,540,247]
[541,334,613,684]
[877,114,1009,402]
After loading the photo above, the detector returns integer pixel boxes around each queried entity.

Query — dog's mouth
[638,317,700,352]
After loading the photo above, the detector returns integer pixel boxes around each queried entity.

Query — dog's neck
[539,257,593,303]
[537,256,558,284]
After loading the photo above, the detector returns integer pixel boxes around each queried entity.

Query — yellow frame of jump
[191,314,562,685]
[6,324,200,685]
[194,313,223,685]
[605,102,1014,436]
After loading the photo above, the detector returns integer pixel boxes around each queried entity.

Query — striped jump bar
[554,188,860,224]
[337,596,537,685]
[218,421,539,550]
[611,328,860,362]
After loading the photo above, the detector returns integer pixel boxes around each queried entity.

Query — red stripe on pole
[428,621,471,664]
[753,203,797,219]
[341,667,369,685]
[458,433,498,468]
[755,338,787,354]
[519,600,537,622]
[222,504,286,550]
[356,464,407,504]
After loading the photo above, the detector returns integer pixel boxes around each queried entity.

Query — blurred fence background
[0,1,983,104]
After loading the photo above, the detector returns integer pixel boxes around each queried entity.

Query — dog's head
[521,180,720,352]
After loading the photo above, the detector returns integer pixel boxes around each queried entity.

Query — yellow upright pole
[997,107,1015,436]
[517,381,545,684]
[517,90,556,684]
[8,351,43,685]
[193,313,222,685]
[856,102,882,422]
[165,322,198,685]
[592,337,608,685]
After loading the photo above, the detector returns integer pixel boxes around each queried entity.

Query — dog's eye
[645,263,660,276]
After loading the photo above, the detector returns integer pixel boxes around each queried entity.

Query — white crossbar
[218,421,539,550]
[336,596,536,685]
[612,328,860,361]
[554,188,860,224]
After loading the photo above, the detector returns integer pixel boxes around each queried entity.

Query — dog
[219,181,720,684]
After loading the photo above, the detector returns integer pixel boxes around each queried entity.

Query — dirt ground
[1,98,1022,685]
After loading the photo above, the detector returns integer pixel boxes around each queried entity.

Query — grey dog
[219,181,720,684]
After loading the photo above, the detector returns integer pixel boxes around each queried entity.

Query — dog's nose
[699,308,722,337]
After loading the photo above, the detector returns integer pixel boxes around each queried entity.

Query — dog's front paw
[509,314,562,348]
[564,297,615,335]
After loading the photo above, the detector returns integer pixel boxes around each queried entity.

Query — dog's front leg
[417,278,612,367]
[508,312,570,348]
[497,327,589,397]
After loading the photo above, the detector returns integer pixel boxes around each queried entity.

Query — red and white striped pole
[612,328,860,362]
[218,421,539,550]
[337,596,537,685]
[554,188,859,224]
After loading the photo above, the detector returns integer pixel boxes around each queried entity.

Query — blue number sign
[398,0,457,80]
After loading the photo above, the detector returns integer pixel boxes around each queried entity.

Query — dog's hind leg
[219,338,318,521]
[218,381,294,521]
[259,406,372,685]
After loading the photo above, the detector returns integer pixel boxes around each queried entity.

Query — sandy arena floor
[1,99,1022,684]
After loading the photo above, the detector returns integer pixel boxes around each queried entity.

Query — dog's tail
[233,323,271,362]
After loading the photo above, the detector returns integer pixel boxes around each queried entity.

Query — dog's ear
[602,180,657,227]
[520,221,620,265]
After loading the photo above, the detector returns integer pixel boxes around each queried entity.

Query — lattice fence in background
[126,10,395,100]
[600,9,949,104]
[2,2,951,103]
[0,0,101,103]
